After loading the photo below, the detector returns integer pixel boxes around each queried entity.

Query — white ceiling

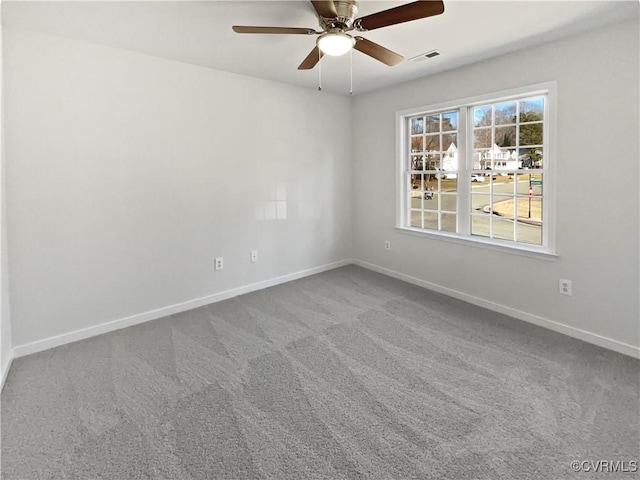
[2,1,638,95]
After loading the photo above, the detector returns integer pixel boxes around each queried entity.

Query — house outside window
[396,82,556,255]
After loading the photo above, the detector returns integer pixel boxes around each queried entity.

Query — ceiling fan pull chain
[318,49,322,91]
[350,48,353,95]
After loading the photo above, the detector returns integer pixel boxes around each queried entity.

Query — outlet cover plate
[559,279,572,296]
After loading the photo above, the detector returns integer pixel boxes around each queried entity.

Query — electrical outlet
[559,279,572,296]
[385,240,391,251]
[215,257,224,271]
[250,250,258,263]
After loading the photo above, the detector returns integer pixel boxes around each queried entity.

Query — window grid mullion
[458,107,470,236]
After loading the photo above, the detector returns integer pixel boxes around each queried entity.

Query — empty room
[1,1,638,479]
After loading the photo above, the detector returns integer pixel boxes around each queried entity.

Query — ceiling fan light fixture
[317,32,354,56]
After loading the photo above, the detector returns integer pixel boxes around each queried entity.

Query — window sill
[395,226,558,261]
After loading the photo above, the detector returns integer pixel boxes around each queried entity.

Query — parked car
[471,174,485,182]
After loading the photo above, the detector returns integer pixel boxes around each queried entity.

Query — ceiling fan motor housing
[319,0,358,30]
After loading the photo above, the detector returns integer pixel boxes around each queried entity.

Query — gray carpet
[1,265,638,479]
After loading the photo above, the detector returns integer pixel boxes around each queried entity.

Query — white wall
[3,17,639,360]
[4,28,352,348]
[352,19,639,353]
[1,6,14,384]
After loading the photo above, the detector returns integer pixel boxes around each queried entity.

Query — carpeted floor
[1,265,638,479]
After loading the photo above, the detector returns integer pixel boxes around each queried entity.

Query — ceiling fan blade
[232,26,316,35]
[356,0,444,31]
[354,37,403,66]
[310,1,338,19]
[298,46,324,70]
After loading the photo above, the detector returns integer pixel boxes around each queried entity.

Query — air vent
[410,50,442,62]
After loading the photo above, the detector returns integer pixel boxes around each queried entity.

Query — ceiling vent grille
[410,50,441,62]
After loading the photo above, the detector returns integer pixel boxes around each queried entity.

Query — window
[397,83,556,254]
[408,111,458,233]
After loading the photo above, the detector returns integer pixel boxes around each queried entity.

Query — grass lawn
[491,197,542,223]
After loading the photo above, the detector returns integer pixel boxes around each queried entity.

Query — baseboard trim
[12,259,352,359]
[1,355,14,392]
[10,257,639,361]
[353,259,640,359]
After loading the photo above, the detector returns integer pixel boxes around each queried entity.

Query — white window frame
[396,82,557,258]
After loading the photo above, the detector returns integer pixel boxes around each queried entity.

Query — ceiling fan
[232,0,445,70]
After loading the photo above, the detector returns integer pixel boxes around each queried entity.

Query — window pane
[520,97,544,122]
[471,214,490,237]
[518,148,538,169]
[474,128,492,149]
[426,114,440,133]
[481,147,500,171]
[493,217,515,241]
[473,105,492,127]
[498,174,516,194]
[492,194,512,217]
[517,221,542,245]
[442,133,457,151]
[495,126,516,148]
[473,150,488,170]
[441,213,456,233]
[512,196,542,223]
[472,193,490,214]
[495,101,516,125]
[516,173,530,195]
[518,148,543,168]
[425,154,441,172]
[443,112,458,131]
[517,174,543,196]
[425,134,441,151]
[411,136,423,153]
[442,142,458,170]
[442,175,457,190]
[520,123,543,146]
[411,117,424,134]
[410,155,423,171]
[441,193,457,212]
[410,210,422,228]
[471,172,487,185]
[531,174,543,196]
[410,173,424,190]
[423,211,438,230]
[423,183,436,202]
[409,190,421,210]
